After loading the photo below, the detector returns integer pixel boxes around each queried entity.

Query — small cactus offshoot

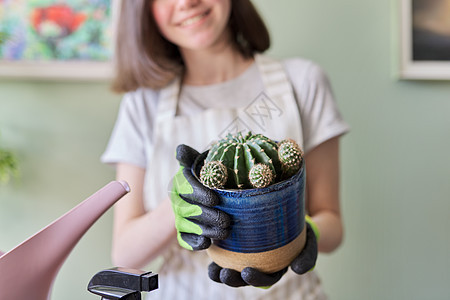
[278,139,303,178]
[200,161,228,189]
[249,163,274,188]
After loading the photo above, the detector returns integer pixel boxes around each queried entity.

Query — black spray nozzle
[87,267,158,300]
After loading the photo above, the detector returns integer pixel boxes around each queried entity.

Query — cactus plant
[200,132,304,189]
[278,139,303,178]
[200,132,280,189]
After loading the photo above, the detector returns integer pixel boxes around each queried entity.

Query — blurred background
[1,0,450,299]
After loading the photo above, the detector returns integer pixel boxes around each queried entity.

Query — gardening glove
[208,263,288,288]
[170,144,231,251]
[290,216,319,274]
[207,216,319,288]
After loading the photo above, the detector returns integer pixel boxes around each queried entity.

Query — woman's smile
[178,9,211,28]
[152,0,231,51]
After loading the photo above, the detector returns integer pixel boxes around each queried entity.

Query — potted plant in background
[0,33,18,185]
[0,133,18,184]
[193,131,306,273]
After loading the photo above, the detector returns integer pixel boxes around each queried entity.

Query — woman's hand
[170,144,231,251]
[207,218,318,288]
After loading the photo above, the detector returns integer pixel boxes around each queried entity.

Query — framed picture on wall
[400,0,450,79]
[0,0,119,80]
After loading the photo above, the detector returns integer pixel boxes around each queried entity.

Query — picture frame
[0,0,120,81]
[400,0,450,80]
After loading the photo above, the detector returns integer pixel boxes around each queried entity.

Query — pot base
[207,225,307,273]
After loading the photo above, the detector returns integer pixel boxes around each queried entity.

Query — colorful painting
[0,0,113,63]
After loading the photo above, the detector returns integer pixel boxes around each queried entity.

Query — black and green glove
[170,144,231,251]
[208,216,319,287]
[290,216,319,274]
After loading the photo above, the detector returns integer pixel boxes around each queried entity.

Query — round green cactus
[204,132,282,189]
[199,132,304,189]
[249,163,274,188]
[278,139,303,178]
[200,161,228,189]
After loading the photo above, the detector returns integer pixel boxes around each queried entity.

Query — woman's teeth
[180,12,208,27]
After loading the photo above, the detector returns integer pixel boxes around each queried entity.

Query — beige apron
[144,55,326,299]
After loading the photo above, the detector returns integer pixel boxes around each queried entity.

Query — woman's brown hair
[111,0,270,93]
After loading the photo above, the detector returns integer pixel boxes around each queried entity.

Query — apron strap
[155,77,181,123]
[253,54,303,145]
[255,54,294,102]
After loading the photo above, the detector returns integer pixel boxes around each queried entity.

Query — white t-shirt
[101,57,350,299]
[102,58,349,168]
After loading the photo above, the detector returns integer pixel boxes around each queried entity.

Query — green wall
[1,1,449,299]
[0,82,121,299]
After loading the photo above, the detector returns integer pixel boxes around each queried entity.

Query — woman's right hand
[169,144,231,251]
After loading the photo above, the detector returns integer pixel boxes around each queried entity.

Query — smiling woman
[103,0,349,299]
[112,0,270,91]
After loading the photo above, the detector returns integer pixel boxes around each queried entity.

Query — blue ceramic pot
[192,152,306,272]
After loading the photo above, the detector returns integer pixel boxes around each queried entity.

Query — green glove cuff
[256,286,271,290]
[171,166,203,237]
[305,215,320,240]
